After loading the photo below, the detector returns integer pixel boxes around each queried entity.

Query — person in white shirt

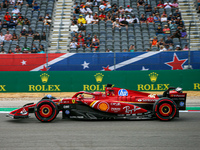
[9,0,15,5]
[0,32,5,44]
[125,5,133,13]
[164,1,172,8]
[99,2,106,11]
[70,22,79,34]
[159,45,167,51]
[85,7,92,14]
[85,13,93,24]
[16,0,23,5]
[126,15,133,23]
[80,5,86,14]
[12,6,20,14]
[70,40,78,48]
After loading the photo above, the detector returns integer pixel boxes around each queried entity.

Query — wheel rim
[39,104,53,118]
[159,103,172,117]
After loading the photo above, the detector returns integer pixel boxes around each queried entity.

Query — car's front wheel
[153,98,177,121]
[34,99,58,122]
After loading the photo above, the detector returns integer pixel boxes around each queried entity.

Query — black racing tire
[34,99,58,122]
[153,98,177,121]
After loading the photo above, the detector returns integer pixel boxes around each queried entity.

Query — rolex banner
[0,70,199,92]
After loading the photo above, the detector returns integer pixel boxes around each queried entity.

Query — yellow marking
[72,99,76,104]
[90,101,97,107]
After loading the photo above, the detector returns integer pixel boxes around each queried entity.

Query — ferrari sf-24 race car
[7,84,187,122]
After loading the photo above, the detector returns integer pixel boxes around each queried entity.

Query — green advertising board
[0,70,200,93]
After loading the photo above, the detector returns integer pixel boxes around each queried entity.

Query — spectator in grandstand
[164,0,172,8]
[147,14,154,24]
[8,20,16,29]
[132,15,140,24]
[92,34,99,44]
[70,40,78,49]
[183,45,189,51]
[152,7,159,15]
[125,5,133,13]
[22,45,30,53]
[16,0,23,6]
[159,45,167,51]
[33,32,41,41]
[119,17,128,28]
[154,13,161,23]
[0,32,5,45]
[175,45,182,51]
[0,48,6,54]
[31,45,38,53]
[167,13,175,23]
[41,32,46,41]
[17,13,24,20]
[173,9,181,18]
[198,0,200,13]
[91,41,99,52]
[27,28,34,37]
[171,30,181,39]
[78,23,86,32]
[126,15,133,24]
[111,14,118,22]
[12,6,20,14]
[24,18,30,25]
[70,22,79,34]
[86,0,92,7]
[171,0,179,8]
[165,36,174,49]
[85,13,93,24]
[106,49,112,52]
[99,12,106,21]
[181,29,187,38]
[4,12,11,22]
[77,15,86,25]
[112,4,118,13]
[26,0,35,7]
[169,21,177,30]
[44,13,52,26]
[20,27,27,37]
[123,49,127,52]
[112,18,120,29]
[72,16,78,24]
[118,6,125,14]
[74,5,80,14]
[161,12,168,22]
[1,20,9,29]
[84,39,91,48]
[17,18,24,26]
[15,45,21,53]
[140,14,147,24]
[178,21,185,29]
[10,0,15,5]
[119,14,125,22]
[12,33,18,41]
[32,2,40,12]
[106,12,112,21]
[137,0,145,7]
[157,1,164,9]
[77,36,85,48]
[145,4,152,14]
[38,45,45,53]
[163,25,171,34]
[73,2,79,10]
[150,36,158,48]
[8,49,14,54]
[4,31,12,42]
[129,44,135,52]
[156,24,163,35]
[99,2,106,12]
[93,0,100,7]
[158,38,165,48]
[105,2,112,12]
[0,19,2,26]
[85,6,92,14]
[80,4,86,14]
[165,45,171,51]
[1,0,9,8]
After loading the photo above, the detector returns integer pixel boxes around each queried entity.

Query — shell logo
[98,102,109,112]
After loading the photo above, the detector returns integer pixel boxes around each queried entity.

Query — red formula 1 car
[7,84,187,122]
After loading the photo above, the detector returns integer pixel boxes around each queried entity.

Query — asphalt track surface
[1,112,200,150]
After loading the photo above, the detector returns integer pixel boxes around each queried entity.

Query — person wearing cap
[113,18,120,29]
[4,12,11,22]
[154,13,160,23]
[20,27,27,37]
[175,45,182,51]
[118,6,124,14]
[31,44,38,53]
[163,25,170,34]
[80,4,86,14]
[126,15,133,24]
[12,6,20,14]
[125,5,133,13]
[157,1,164,9]
[32,2,40,12]
[169,21,177,30]
[4,31,12,42]
[77,15,86,25]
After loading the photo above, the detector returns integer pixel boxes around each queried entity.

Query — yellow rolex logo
[94,73,104,83]
[149,72,158,83]
[40,73,49,83]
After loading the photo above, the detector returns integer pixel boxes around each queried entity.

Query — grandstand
[0,0,200,54]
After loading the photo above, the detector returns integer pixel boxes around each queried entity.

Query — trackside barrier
[0,70,199,92]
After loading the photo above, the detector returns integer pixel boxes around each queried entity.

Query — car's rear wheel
[34,100,58,122]
[153,98,177,121]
